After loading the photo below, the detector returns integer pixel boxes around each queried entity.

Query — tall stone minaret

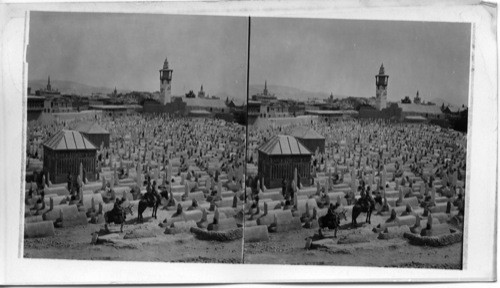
[47,76,52,91]
[159,57,173,105]
[375,64,389,111]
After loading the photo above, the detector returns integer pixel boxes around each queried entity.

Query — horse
[318,205,347,238]
[104,203,134,233]
[351,195,382,227]
[137,192,163,222]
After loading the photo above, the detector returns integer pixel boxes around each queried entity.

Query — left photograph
[23,11,248,263]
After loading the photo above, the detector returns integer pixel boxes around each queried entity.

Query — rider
[148,180,161,204]
[326,202,342,226]
[357,185,372,210]
[365,186,375,208]
[111,197,124,216]
[144,181,154,204]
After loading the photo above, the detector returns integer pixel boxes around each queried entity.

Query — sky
[28,12,248,101]
[250,17,471,107]
[28,13,471,107]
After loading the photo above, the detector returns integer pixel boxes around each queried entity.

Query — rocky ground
[244,213,463,268]
[24,210,462,268]
[24,210,243,264]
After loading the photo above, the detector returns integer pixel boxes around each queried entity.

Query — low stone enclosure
[246,186,463,250]
[23,167,272,245]
[24,168,464,251]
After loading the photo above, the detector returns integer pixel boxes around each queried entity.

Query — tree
[185,90,196,98]
[401,96,411,104]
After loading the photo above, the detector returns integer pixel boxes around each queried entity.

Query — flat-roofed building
[305,109,358,123]
[399,103,443,121]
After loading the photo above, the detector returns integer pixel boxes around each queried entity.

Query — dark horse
[137,191,167,222]
[318,204,347,238]
[104,203,134,232]
[351,195,383,227]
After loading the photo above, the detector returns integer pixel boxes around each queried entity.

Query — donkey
[318,204,348,238]
[104,203,134,233]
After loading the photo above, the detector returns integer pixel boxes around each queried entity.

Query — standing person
[297,173,301,190]
[281,177,287,198]
[67,172,72,192]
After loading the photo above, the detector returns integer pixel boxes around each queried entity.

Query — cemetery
[23,114,247,263]
[23,114,466,267]
[244,118,466,268]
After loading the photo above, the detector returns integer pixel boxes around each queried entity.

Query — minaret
[375,64,389,111]
[198,85,205,98]
[159,57,173,105]
[414,90,421,104]
[47,76,52,91]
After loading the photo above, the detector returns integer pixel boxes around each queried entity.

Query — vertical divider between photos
[242,15,251,264]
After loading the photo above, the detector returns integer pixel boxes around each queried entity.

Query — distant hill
[28,79,130,96]
[429,97,453,107]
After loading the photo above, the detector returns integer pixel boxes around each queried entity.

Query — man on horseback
[144,180,161,205]
[351,185,377,226]
[138,180,162,222]
[357,185,375,211]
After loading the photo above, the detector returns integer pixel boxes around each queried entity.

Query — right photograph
[244,17,470,268]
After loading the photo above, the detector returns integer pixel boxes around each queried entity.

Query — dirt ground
[24,210,244,264]
[24,210,462,269]
[244,213,463,269]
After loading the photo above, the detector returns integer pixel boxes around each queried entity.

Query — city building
[399,103,443,121]
[145,57,231,117]
[27,95,45,121]
[304,109,358,122]
[287,101,306,117]
[35,76,61,97]
[358,103,402,120]
[251,81,277,102]
[142,97,187,114]
[183,97,228,114]
[43,96,73,113]
[257,101,290,118]
[89,104,141,118]
[247,100,262,125]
